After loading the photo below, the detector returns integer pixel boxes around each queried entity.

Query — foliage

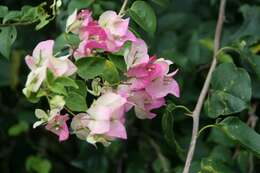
[1,0,260,173]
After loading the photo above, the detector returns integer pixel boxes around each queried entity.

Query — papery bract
[98,10,136,52]
[124,38,149,70]
[84,92,127,143]
[129,90,165,119]
[23,40,77,95]
[71,113,90,140]
[45,114,70,141]
[66,9,93,34]
[146,58,180,98]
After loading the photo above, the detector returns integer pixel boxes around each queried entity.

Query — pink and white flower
[98,10,136,52]
[124,38,149,70]
[23,40,77,95]
[45,114,70,141]
[128,90,165,119]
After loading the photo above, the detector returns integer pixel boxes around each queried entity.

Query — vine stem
[182,0,226,173]
[119,0,129,16]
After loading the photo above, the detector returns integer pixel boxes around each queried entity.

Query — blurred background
[0,0,260,172]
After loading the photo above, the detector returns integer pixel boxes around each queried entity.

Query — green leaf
[68,80,87,98]
[26,156,52,173]
[76,57,106,80]
[162,103,185,159]
[68,0,95,14]
[108,54,127,72]
[102,60,120,84]
[175,161,201,173]
[205,91,247,117]
[204,63,251,118]
[0,26,17,58]
[231,5,260,45]
[208,146,232,164]
[54,33,80,53]
[0,59,11,86]
[3,11,21,23]
[237,150,250,173]
[0,6,8,18]
[54,77,78,89]
[208,128,235,147]
[8,121,29,136]
[129,1,157,35]
[218,117,260,158]
[152,158,171,173]
[48,82,67,96]
[150,0,169,7]
[218,53,234,64]
[65,91,87,112]
[1,4,50,30]
[200,158,233,173]
[71,144,108,173]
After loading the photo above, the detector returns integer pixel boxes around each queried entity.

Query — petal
[87,104,111,120]
[48,57,68,76]
[33,120,45,128]
[71,113,89,130]
[88,120,110,134]
[98,10,118,27]
[25,55,37,70]
[134,106,155,119]
[127,63,149,78]
[33,40,54,60]
[106,120,127,139]
[145,97,165,111]
[25,66,47,92]
[110,18,129,36]
[124,38,149,70]
[155,58,173,75]
[48,55,77,77]
[59,123,69,141]
[146,77,180,98]
[95,92,127,111]
[66,9,78,33]
[129,78,150,90]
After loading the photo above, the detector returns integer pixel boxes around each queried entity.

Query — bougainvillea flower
[98,10,136,52]
[45,114,70,141]
[124,38,149,69]
[146,76,180,98]
[146,58,180,98]
[86,92,127,139]
[66,9,93,34]
[71,113,91,140]
[99,11,129,37]
[127,57,163,78]
[23,40,77,94]
[105,107,127,139]
[74,21,108,58]
[48,54,77,76]
[87,104,112,134]
[128,90,165,119]
[127,56,164,90]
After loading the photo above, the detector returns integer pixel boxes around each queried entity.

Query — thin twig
[119,0,129,16]
[148,137,170,173]
[64,106,76,116]
[247,103,258,173]
[0,21,36,27]
[182,1,226,173]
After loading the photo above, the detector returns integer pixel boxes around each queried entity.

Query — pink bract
[45,114,70,141]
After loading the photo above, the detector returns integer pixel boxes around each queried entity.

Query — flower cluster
[23,9,180,146]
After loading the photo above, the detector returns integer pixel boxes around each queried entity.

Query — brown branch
[182,0,226,173]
